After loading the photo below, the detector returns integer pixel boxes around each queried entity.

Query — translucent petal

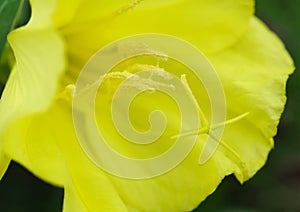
[63,185,86,212]
[26,0,58,28]
[209,17,294,182]
[62,0,254,78]
[3,115,67,186]
[0,154,10,179]
[46,100,128,211]
[27,0,82,29]
[72,71,233,210]
[4,93,128,210]
[88,69,236,211]
[0,28,65,179]
[107,136,233,211]
[20,74,233,211]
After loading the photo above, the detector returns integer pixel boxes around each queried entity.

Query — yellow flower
[0,0,294,211]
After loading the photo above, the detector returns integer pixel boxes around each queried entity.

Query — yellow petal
[62,0,254,77]
[4,28,65,121]
[0,27,65,180]
[63,185,86,212]
[52,0,82,28]
[0,154,10,179]
[28,74,231,211]
[107,136,232,211]
[86,68,232,211]
[40,99,127,211]
[209,17,294,182]
[71,69,232,210]
[3,114,67,186]
[27,0,82,29]
[26,0,58,28]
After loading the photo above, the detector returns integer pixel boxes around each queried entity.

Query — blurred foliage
[0,0,22,94]
[0,163,63,212]
[0,0,299,211]
[0,0,22,59]
[0,0,30,95]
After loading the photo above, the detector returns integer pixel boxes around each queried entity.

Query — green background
[0,0,299,211]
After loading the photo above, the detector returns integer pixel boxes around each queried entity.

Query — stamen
[171,112,250,139]
[211,112,250,130]
[180,75,209,127]
[209,133,244,164]
[57,84,76,102]
[170,108,249,177]
[208,133,247,177]
[171,126,209,139]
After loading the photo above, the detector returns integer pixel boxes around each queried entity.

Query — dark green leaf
[0,0,23,59]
